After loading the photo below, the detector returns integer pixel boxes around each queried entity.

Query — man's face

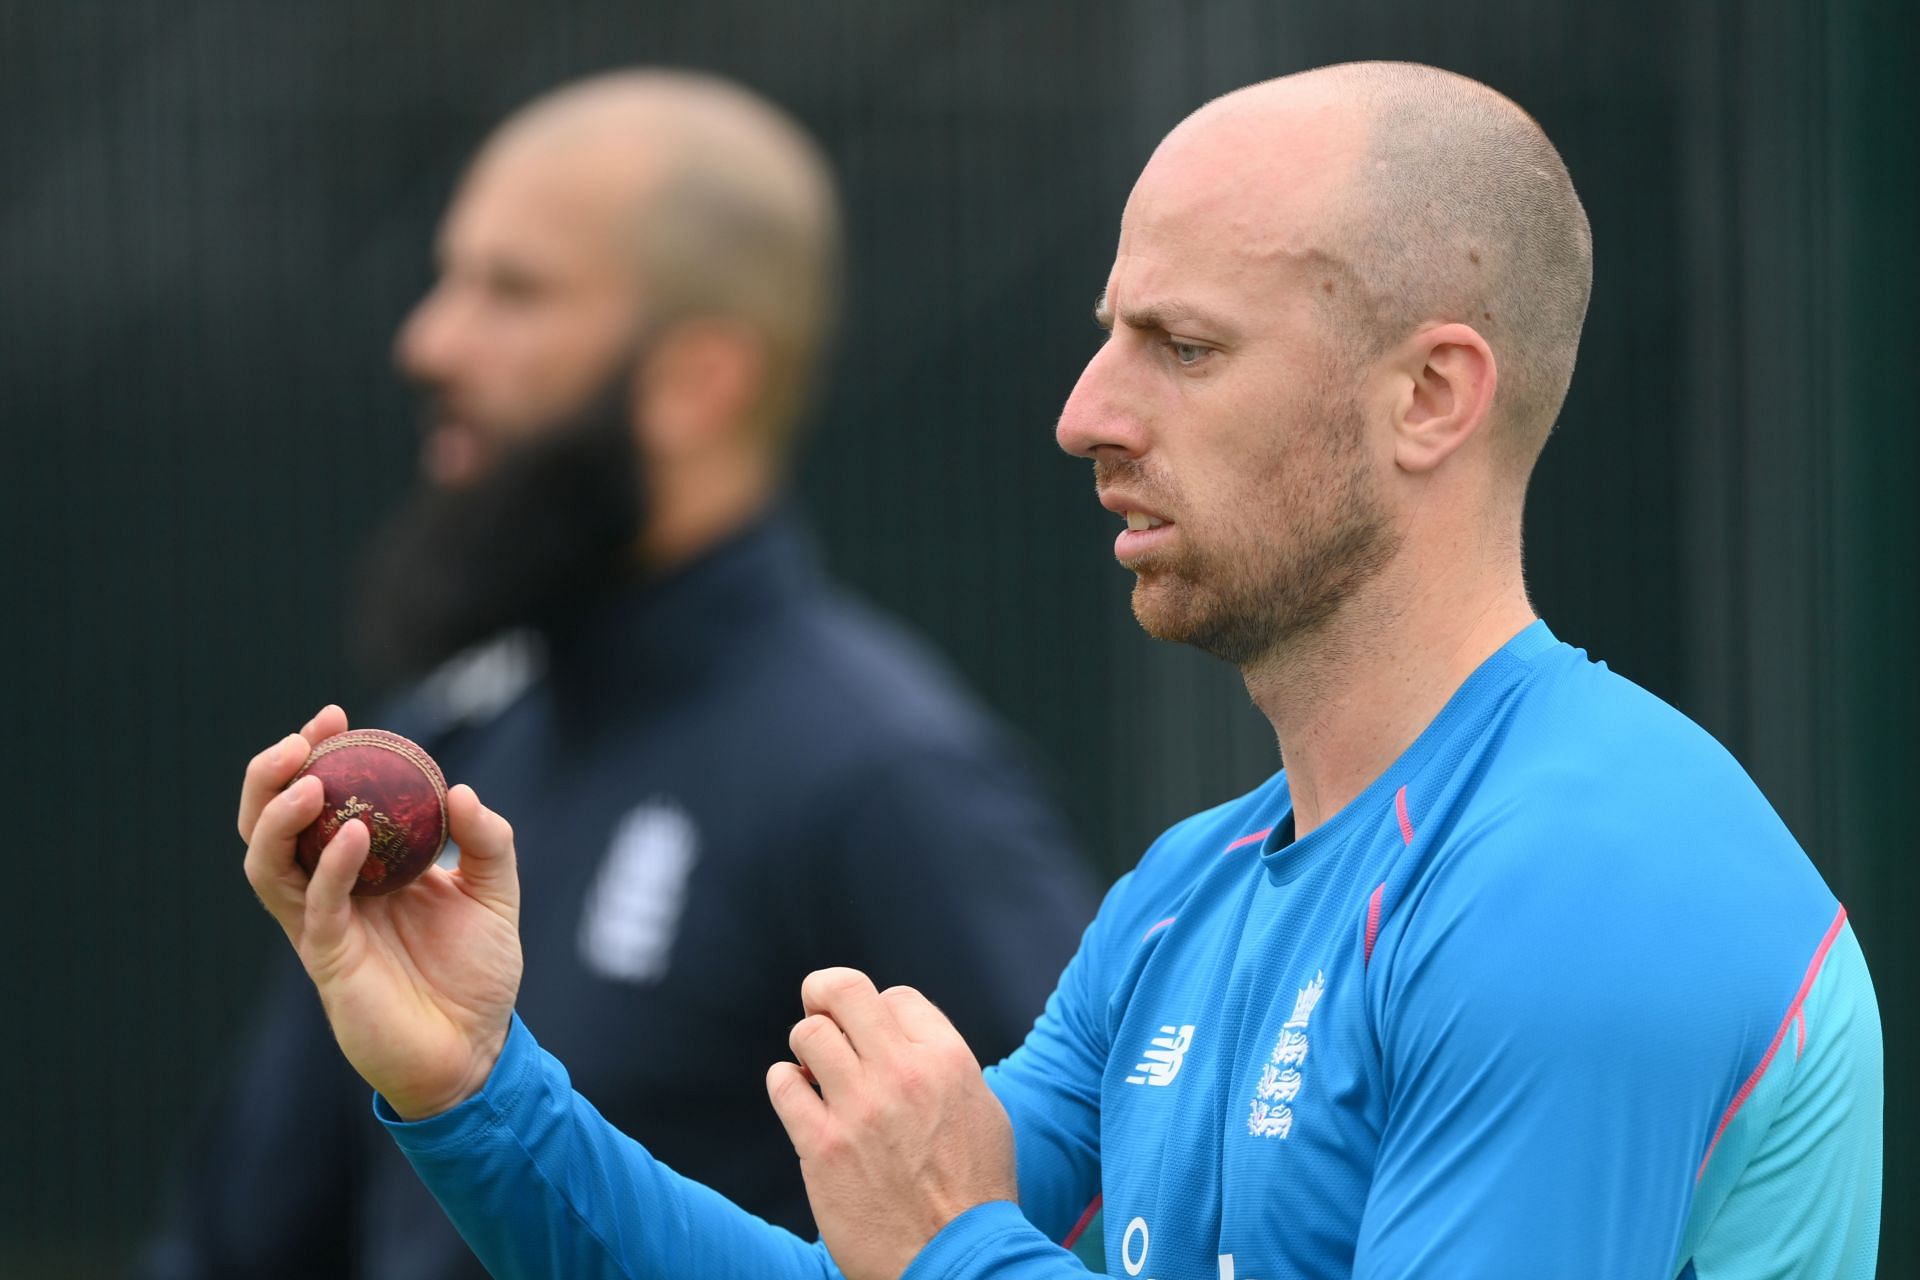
[1054,105,1400,665]
[395,139,647,488]
[351,137,657,685]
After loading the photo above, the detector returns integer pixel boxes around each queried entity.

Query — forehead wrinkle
[1110,224,1372,344]
[1096,248,1248,340]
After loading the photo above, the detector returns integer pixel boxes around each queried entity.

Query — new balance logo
[1125,1024,1196,1086]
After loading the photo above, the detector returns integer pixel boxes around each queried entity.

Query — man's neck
[1242,557,1535,837]
[640,450,777,574]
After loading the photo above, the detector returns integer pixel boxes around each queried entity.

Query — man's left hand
[767,967,1017,1280]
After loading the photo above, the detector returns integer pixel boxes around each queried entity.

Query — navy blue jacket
[138,513,1099,1279]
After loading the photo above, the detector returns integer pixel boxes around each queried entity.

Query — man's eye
[484,270,547,305]
[1170,341,1210,366]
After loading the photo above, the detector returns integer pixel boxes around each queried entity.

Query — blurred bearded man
[138,70,1097,1280]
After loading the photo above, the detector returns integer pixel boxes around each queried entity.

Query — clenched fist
[767,968,1017,1280]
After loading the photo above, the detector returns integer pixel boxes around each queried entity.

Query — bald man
[138,72,1097,1280]
[230,63,1880,1280]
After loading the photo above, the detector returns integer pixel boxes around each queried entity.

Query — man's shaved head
[1062,62,1591,672]
[484,69,843,444]
[1177,62,1593,471]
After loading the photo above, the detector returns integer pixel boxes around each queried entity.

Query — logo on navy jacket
[1247,970,1326,1139]
[578,800,700,983]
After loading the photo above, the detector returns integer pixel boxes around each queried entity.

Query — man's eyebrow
[1092,290,1221,336]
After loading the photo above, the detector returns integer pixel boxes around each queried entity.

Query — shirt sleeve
[904,1202,1094,1279]
[380,1014,837,1280]
[1678,922,1882,1279]
[380,1005,1106,1280]
[1353,821,1807,1279]
[979,881,1117,1244]
[377,832,1122,1280]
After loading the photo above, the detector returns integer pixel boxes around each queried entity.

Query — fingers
[445,785,519,914]
[766,1061,827,1155]
[879,985,961,1047]
[243,773,328,940]
[236,706,348,843]
[238,733,313,843]
[789,1013,861,1098]
[801,967,900,1061]
[299,704,350,745]
[301,817,370,959]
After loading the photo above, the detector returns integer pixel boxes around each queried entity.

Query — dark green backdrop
[1,2,1912,1276]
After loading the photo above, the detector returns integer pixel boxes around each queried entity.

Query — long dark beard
[349,379,644,689]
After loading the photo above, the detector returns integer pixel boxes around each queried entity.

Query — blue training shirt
[380,621,1881,1279]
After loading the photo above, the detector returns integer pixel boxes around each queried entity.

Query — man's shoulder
[1394,643,1840,1019]
[1479,644,1797,858]
[749,586,1009,761]
[681,583,1089,857]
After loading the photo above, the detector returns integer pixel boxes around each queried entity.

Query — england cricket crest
[1248,970,1325,1139]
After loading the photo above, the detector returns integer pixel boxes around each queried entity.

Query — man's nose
[1055,339,1149,460]
[393,282,463,386]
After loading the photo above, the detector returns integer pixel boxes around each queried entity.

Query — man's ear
[632,319,769,458]
[1392,322,1498,474]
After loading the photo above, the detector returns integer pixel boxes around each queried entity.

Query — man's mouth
[1112,508,1176,565]
[424,421,485,489]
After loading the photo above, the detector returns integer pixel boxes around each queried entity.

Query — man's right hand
[240,705,524,1121]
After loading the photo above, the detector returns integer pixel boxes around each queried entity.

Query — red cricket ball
[292,729,449,896]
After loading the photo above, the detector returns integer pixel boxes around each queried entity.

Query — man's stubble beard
[1119,388,1401,668]
[348,372,646,690]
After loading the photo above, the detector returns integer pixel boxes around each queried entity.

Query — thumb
[445,785,519,913]
[766,1061,827,1157]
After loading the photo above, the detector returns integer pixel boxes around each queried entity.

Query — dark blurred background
[1,1,1913,1276]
